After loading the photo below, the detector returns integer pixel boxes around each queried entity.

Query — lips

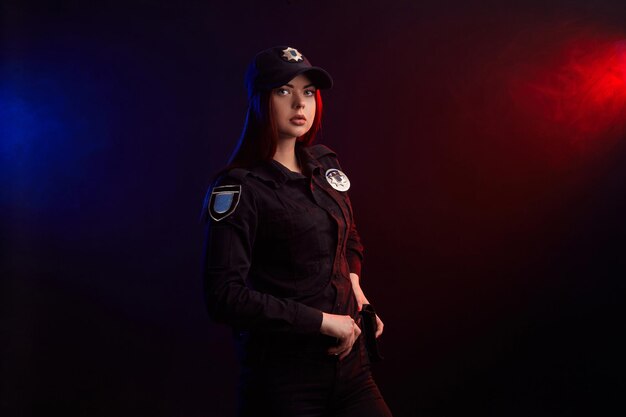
[290,115,307,126]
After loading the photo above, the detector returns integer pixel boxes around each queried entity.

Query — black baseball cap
[245,46,333,98]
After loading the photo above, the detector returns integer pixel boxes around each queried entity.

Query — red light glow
[510,35,626,145]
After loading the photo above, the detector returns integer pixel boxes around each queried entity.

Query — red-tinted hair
[227,89,323,168]
[202,89,323,222]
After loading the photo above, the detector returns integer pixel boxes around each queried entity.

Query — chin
[282,127,311,138]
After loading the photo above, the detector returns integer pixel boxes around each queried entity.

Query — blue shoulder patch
[208,184,241,221]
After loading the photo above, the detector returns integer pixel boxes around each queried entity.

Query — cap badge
[281,47,304,62]
[325,168,350,192]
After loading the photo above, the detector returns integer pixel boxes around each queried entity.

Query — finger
[339,331,360,360]
[338,342,354,360]
[327,346,344,355]
[328,344,349,357]
[327,339,350,356]
[375,316,384,338]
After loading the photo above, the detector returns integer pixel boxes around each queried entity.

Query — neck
[273,137,301,173]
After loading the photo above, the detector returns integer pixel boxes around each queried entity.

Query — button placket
[315,176,353,275]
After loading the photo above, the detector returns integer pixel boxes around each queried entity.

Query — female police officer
[202,46,392,417]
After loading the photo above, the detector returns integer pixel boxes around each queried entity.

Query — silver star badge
[281,47,304,62]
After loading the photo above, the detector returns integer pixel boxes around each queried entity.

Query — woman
[203,46,392,417]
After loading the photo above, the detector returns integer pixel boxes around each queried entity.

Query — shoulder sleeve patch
[208,184,242,221]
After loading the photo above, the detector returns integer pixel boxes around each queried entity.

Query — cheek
[271,96,289,120]
[270,97,281,119]
[307,103,316,120]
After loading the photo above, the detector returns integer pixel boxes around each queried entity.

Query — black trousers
[237,337,392,417]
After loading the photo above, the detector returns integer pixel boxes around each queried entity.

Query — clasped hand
[320,313,361,360]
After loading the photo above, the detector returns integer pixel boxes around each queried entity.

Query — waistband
[234,331,344,365]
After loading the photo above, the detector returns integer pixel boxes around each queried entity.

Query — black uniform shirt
[203,144,364,351]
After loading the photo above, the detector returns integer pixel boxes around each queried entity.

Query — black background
[2,1,625,416]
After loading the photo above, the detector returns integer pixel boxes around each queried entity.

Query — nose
[292,92,305,109]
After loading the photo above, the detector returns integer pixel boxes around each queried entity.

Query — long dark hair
[227,88,324,169]
[201,86,324,222]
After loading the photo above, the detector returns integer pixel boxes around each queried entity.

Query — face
[270,74,317,141]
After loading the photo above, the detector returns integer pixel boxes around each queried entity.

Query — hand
[350,273,385,339]
[373,313,384,338]
[357,300,385,339]
[320,313,361,360]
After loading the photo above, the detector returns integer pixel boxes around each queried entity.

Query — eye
[304,89,316,97]
[274,88,290,96]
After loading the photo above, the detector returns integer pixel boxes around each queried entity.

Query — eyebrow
[284,83,316,89]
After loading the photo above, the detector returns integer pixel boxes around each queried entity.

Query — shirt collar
[299,144,323,177]
[247,144,322,188]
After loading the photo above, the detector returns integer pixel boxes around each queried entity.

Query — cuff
[293,304,323,334]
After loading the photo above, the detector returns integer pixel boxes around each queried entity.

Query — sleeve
[202,177,323,334]
[345,198,364,278]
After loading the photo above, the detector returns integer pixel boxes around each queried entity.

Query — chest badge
[209,184,241,221]
[325,168,351,192]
